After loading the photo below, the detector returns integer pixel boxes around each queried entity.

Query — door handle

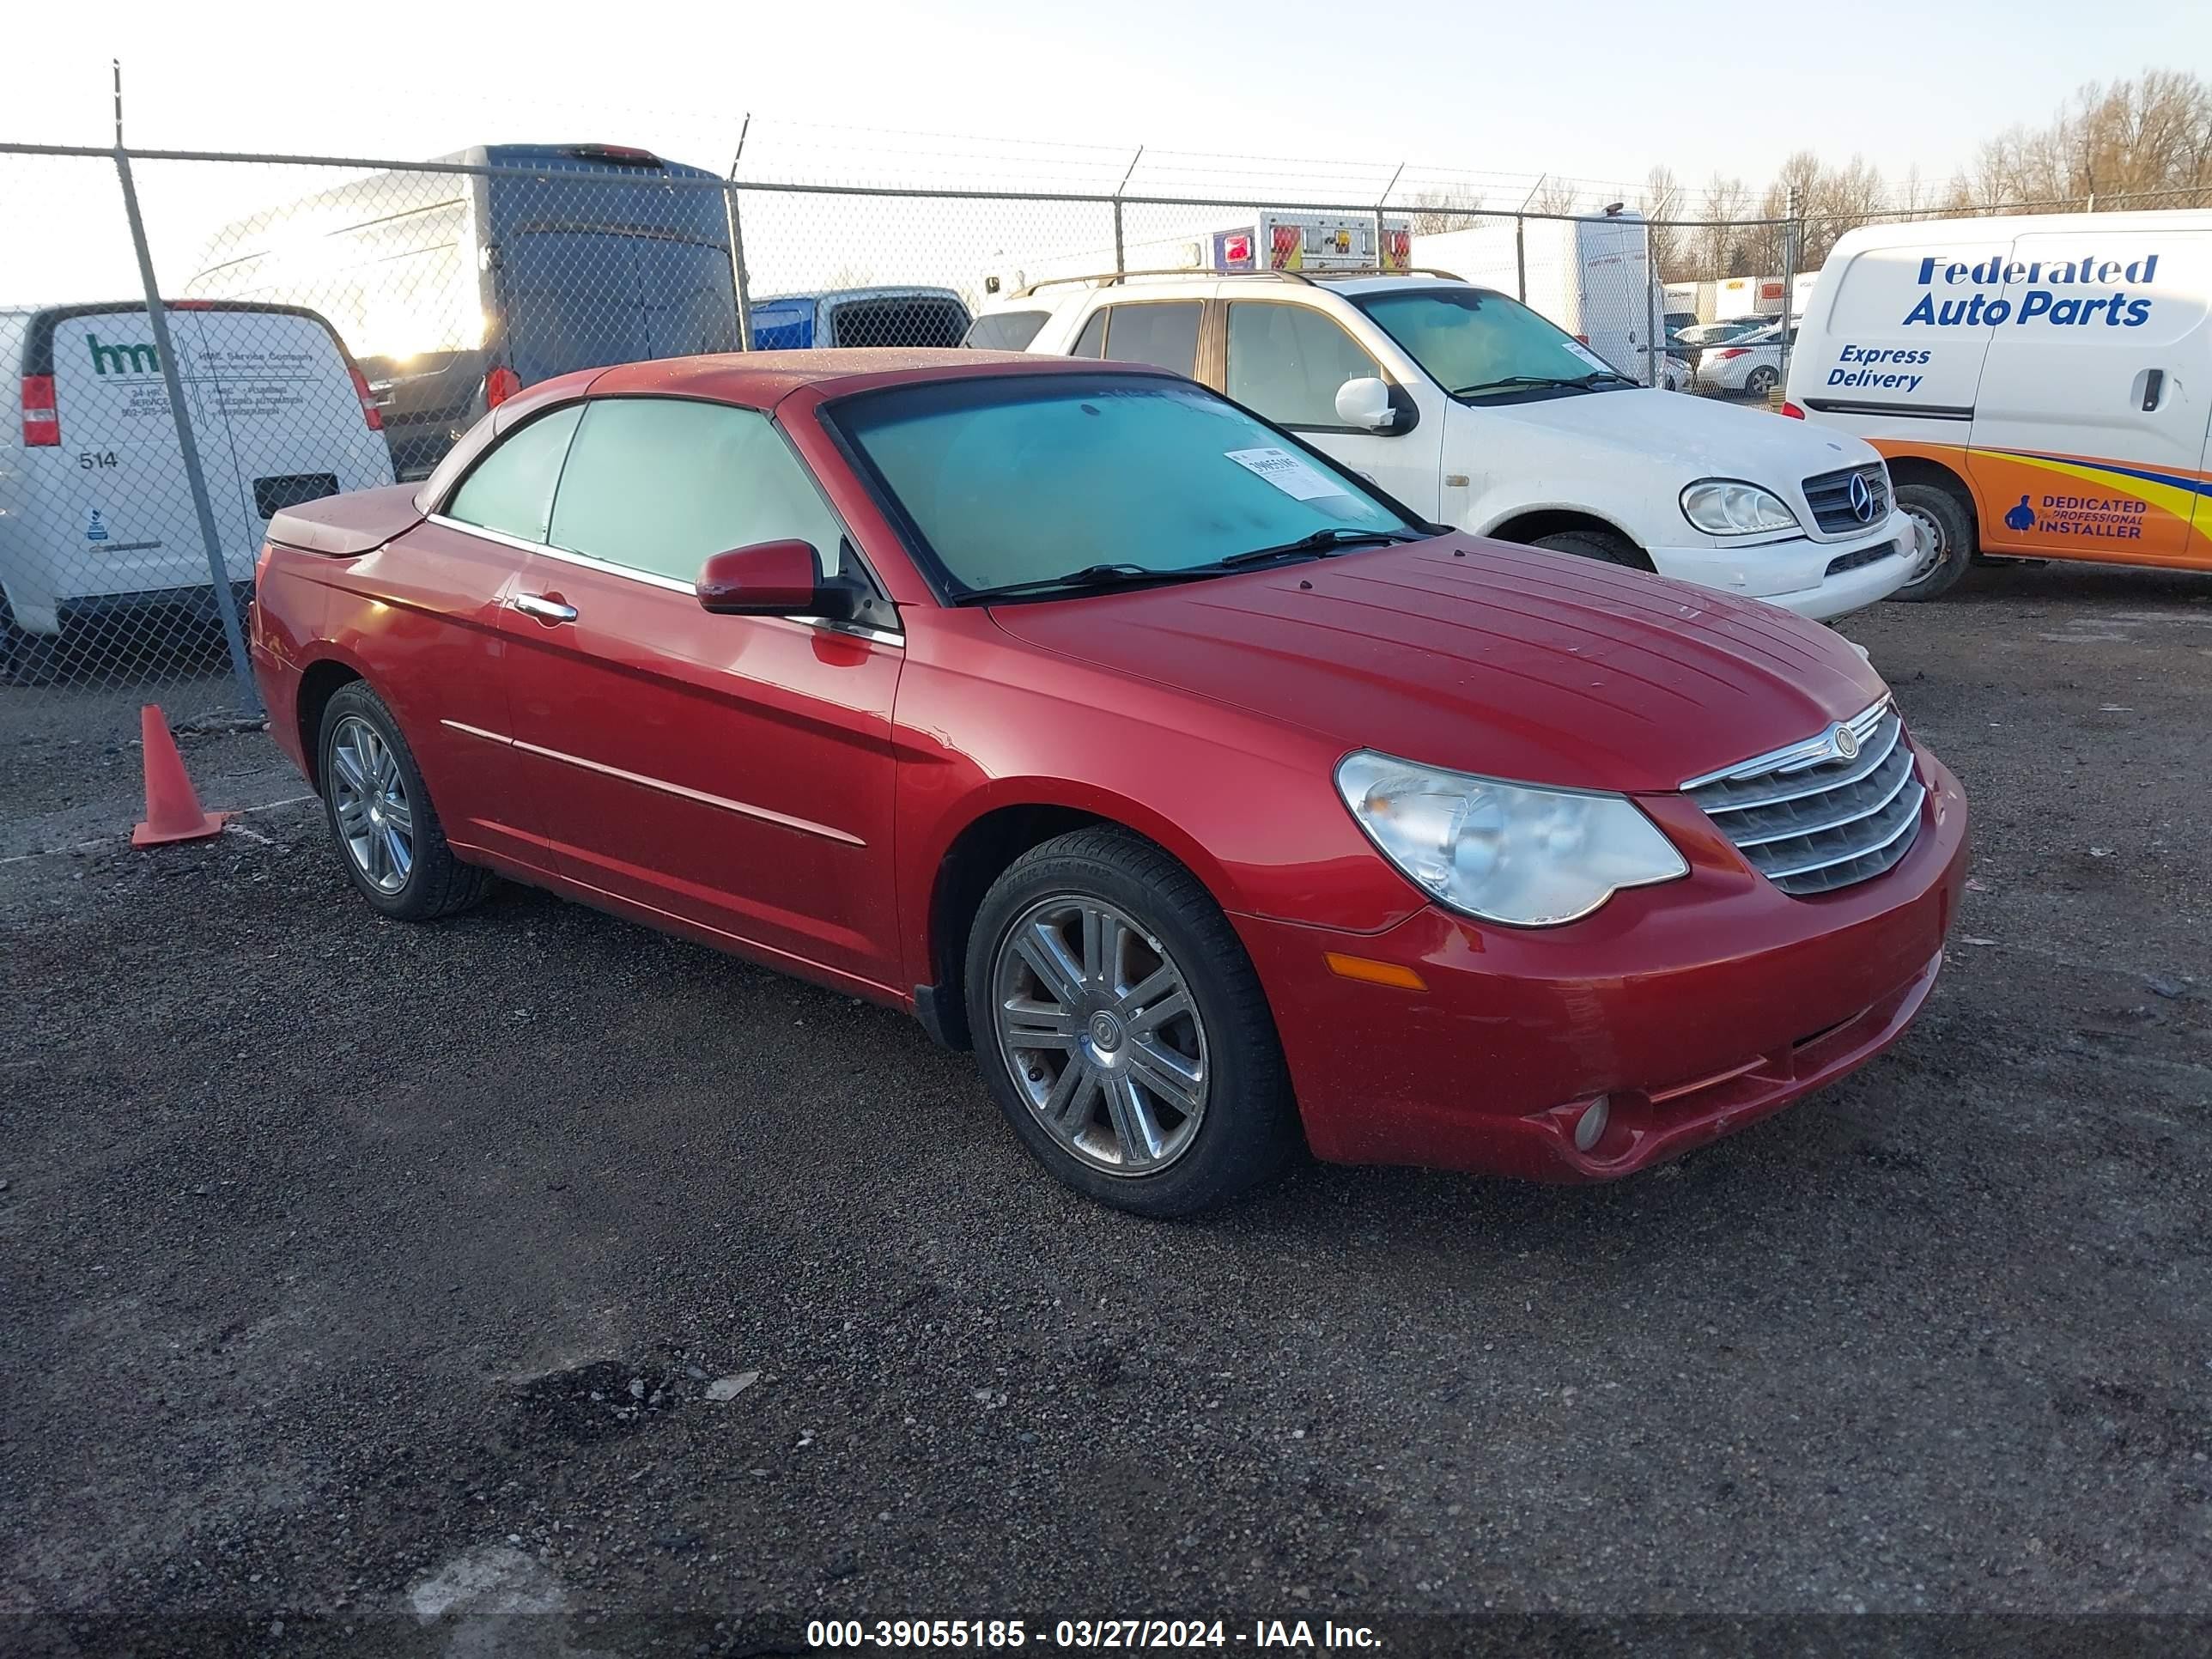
[512,593,578,624]
[2142,368,2165,412]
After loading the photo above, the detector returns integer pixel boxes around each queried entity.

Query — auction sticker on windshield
[1225,447,1346,501]
[1561,339,1615,374]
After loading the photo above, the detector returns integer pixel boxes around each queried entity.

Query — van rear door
[179,307,396,571]
[1966,228,2212,565]
[43,307,212,600]
[500,233,739,384]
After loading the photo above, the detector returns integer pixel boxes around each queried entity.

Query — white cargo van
[1,301,393,682]
[1413,212,1663,384]
[1017,270,1923,620]
[1786,209,2212,597]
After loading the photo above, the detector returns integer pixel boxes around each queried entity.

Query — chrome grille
[1803,463,1891,535]
[1685,700,1924,896]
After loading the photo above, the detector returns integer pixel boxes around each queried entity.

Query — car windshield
[1349,286,1635,404]
[830,374,1419,600]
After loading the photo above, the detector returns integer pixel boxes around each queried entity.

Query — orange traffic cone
[131,705,232,847]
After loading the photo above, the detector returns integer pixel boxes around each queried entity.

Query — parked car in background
[1694,319,1795,398]
[1674,318,1773,350]
[1787,208,2212,599]
[2,299,392,684]
[749,286,970,350]
[1021,271,1920,619]
[250,350,1966,1215]
[187,144,741,479]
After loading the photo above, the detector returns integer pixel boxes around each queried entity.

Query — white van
[0,301,393,682]
[1012,271,1922,620]
[1413,212,1662,385]
[1787,209,2212,597]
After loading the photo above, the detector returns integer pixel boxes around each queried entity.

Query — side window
[443,404,584,543]
[1070,309,1108,359]
[1101,302,1201,377]
[963,310,1049,350]
[1225,303,1382,428]
[547,398,847,584]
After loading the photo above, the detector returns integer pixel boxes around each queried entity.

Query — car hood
[1480,386,1873,482]
[986,538,1889,794]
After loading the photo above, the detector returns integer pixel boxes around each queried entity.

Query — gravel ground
[3,562,2209,1656]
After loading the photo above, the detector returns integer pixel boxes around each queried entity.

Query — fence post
[1514,214,1528,302]
[112,145,260,718]
[724,184,753,351]
[1644,217,1659,387]
[1111,146,1143,278]
[1778,185,1802,399]
[1374,161,1404,270]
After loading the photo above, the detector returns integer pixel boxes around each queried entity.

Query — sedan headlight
[1334,751,1688,927]
[1681,478,1800,536]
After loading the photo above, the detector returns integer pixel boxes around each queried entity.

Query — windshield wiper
[957,562,1219,605]
[1214,526,1430,566]
[1447,370,1637,396]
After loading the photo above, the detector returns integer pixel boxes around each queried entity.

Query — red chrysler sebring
[252,350,1966,1215]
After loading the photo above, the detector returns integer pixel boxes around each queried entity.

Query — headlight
[1334,751,1688,927]
[1681,478,1800,536]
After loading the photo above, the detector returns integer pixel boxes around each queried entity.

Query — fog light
[1573,1096,1611,1152]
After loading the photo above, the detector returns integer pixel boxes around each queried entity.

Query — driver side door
[499,396,907,993]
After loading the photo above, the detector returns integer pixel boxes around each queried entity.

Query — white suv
[1001,273,1921,620]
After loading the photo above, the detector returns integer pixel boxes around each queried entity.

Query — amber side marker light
[1323,953,1427,992]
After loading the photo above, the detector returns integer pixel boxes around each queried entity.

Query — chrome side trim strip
[1679,696,1891,792]
[436,720,864,847]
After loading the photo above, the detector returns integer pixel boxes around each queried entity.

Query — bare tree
[1528,175,1584,217]
[1642,164,1684,279]
[1406,186,1486,236]
[1689,173,1749,278]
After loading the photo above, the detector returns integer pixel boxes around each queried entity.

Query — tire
[1744,365,1779,398]
[316,681,491,921]
[1888,481,1975,603]
[1532,528,1652,571]
[0,595,62,688]
[963,826,1297,1217]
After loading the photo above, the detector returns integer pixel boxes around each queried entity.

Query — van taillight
[484,367,522,408]
[348,365,385,432]
[21,374,58,447]
[1779,400,1807,420]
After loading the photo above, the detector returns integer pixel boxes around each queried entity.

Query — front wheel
[317,681,491,921]
[964,827,1297,1217]
[1532,528,1652,571]
[1888,481,1975,602]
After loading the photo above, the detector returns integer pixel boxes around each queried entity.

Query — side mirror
[1334,376,1396,432]
[696,539,852,618]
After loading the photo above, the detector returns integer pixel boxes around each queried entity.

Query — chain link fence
[3,136,2198,735]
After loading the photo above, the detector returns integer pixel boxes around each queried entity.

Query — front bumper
[1647,514,1923,620]
[1233,750,1967,1182]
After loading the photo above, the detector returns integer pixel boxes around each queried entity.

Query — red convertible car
[252,349,1966,1215]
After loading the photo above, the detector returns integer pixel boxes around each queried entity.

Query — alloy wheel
[991,895,1209,1176]
[330,714,415,895]
[1899,505,1949,588]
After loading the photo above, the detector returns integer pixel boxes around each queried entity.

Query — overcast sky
[5,0,2208,303]
[11,0,2209,191]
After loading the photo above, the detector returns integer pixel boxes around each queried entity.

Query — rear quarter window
[445,404,585,544]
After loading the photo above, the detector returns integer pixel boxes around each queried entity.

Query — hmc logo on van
[1901,252,2160,328]
[86,334,161,375]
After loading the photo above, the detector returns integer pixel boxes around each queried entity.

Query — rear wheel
[1532,528,1652,571]
[964,827,1297,1217]
[316,682,490,921]
[1743,364,1779,398]
[1889,481,1975,602]
[0,596,62,688]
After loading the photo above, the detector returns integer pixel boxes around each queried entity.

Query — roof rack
[1009,265,1466,298]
